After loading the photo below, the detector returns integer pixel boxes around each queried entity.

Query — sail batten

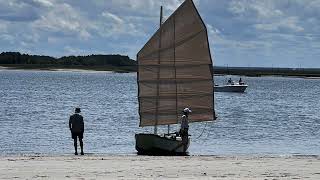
[137,0,215,127]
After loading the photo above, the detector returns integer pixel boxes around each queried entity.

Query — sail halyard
[138,0,215,127]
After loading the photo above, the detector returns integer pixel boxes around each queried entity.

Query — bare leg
[74,138,78,155]
[79,138,84,155]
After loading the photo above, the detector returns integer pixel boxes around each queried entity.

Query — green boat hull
[135,133,190,155]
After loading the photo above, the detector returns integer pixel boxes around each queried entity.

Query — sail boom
[140,116,214,127]
[138,119,214,127]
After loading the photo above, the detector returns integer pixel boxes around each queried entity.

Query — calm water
[0,70,319,155]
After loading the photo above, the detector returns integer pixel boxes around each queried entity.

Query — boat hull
[214,85,248,93]
[135,133,190,155]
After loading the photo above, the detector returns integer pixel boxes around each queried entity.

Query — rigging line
[194,121,208,140]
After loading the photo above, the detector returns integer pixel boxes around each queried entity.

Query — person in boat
[227,78,232,84]
[69,107,84,155]
[179,107,192,151]
[239,78,244,85]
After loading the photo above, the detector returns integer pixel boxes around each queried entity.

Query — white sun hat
[183,107,192,113]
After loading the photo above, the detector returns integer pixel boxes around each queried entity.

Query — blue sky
[0,0,319,68]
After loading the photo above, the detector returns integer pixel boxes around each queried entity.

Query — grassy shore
[214,66,320,77]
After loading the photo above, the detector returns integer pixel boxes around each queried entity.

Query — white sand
[50,69,114,73]
[1,155,319,179]
[0,66,9,70]
[0,66,115,73]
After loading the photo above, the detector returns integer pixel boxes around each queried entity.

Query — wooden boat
[135,134,190,155]
[135,0,216,155]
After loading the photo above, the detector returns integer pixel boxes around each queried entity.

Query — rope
[194,121,208,139]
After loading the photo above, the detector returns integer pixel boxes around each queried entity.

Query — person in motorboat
[69,107,85,155]
[179,107,191,151]
[227,78,232,84]
[239,78,244,85]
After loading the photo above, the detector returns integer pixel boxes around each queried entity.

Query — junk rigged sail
[137,0,215,127]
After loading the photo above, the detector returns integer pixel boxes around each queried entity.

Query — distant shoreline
[2,65,320,78]
[0,52,137,73]
[0,65,135,73]
[214,66,320,78]
[1,52,319,77]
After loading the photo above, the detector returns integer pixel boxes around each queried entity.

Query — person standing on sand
[180,108,191,151]
[69,107,84,155]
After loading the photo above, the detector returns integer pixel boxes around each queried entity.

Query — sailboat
[135,0,216,155]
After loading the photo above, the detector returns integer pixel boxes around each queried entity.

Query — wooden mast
[154,6,163,135]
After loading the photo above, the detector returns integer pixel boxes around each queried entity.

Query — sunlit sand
[1,155,319,179]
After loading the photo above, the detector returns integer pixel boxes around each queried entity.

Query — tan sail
[137,0,215,127]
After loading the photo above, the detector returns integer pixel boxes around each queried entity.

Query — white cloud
[0,0,39,21]
[254,17,304,32]
[64,46,82,55]
[229,0,283,19]
[102,12,124,24]
[99,11,140,37]
[207,24,271,51]
[0,0,319,67]
[0,34,14,44]
[32,3,92,40]
[20,41,29,47]
[207,24,223,43]
[296,0,320,17]
[228,0,305,33]
[31,0,54,7]
[0,22,7,33]
[108,0,184,13]
[23,33,41,43]
[63,45,107,56]
[95,0,197,20]
[47,37,59,44]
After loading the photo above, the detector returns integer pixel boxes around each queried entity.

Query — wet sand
[1,155,319,179]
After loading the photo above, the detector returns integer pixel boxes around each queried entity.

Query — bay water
[0,70,319,155]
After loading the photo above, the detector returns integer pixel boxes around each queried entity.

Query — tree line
[0,52,137,67]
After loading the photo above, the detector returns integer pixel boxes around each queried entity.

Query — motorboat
[214,81,248,93]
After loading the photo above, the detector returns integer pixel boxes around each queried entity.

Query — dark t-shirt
[69,113,84,133]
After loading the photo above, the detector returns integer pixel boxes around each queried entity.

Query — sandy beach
[0,66,115,73]
[1,155,319,179]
